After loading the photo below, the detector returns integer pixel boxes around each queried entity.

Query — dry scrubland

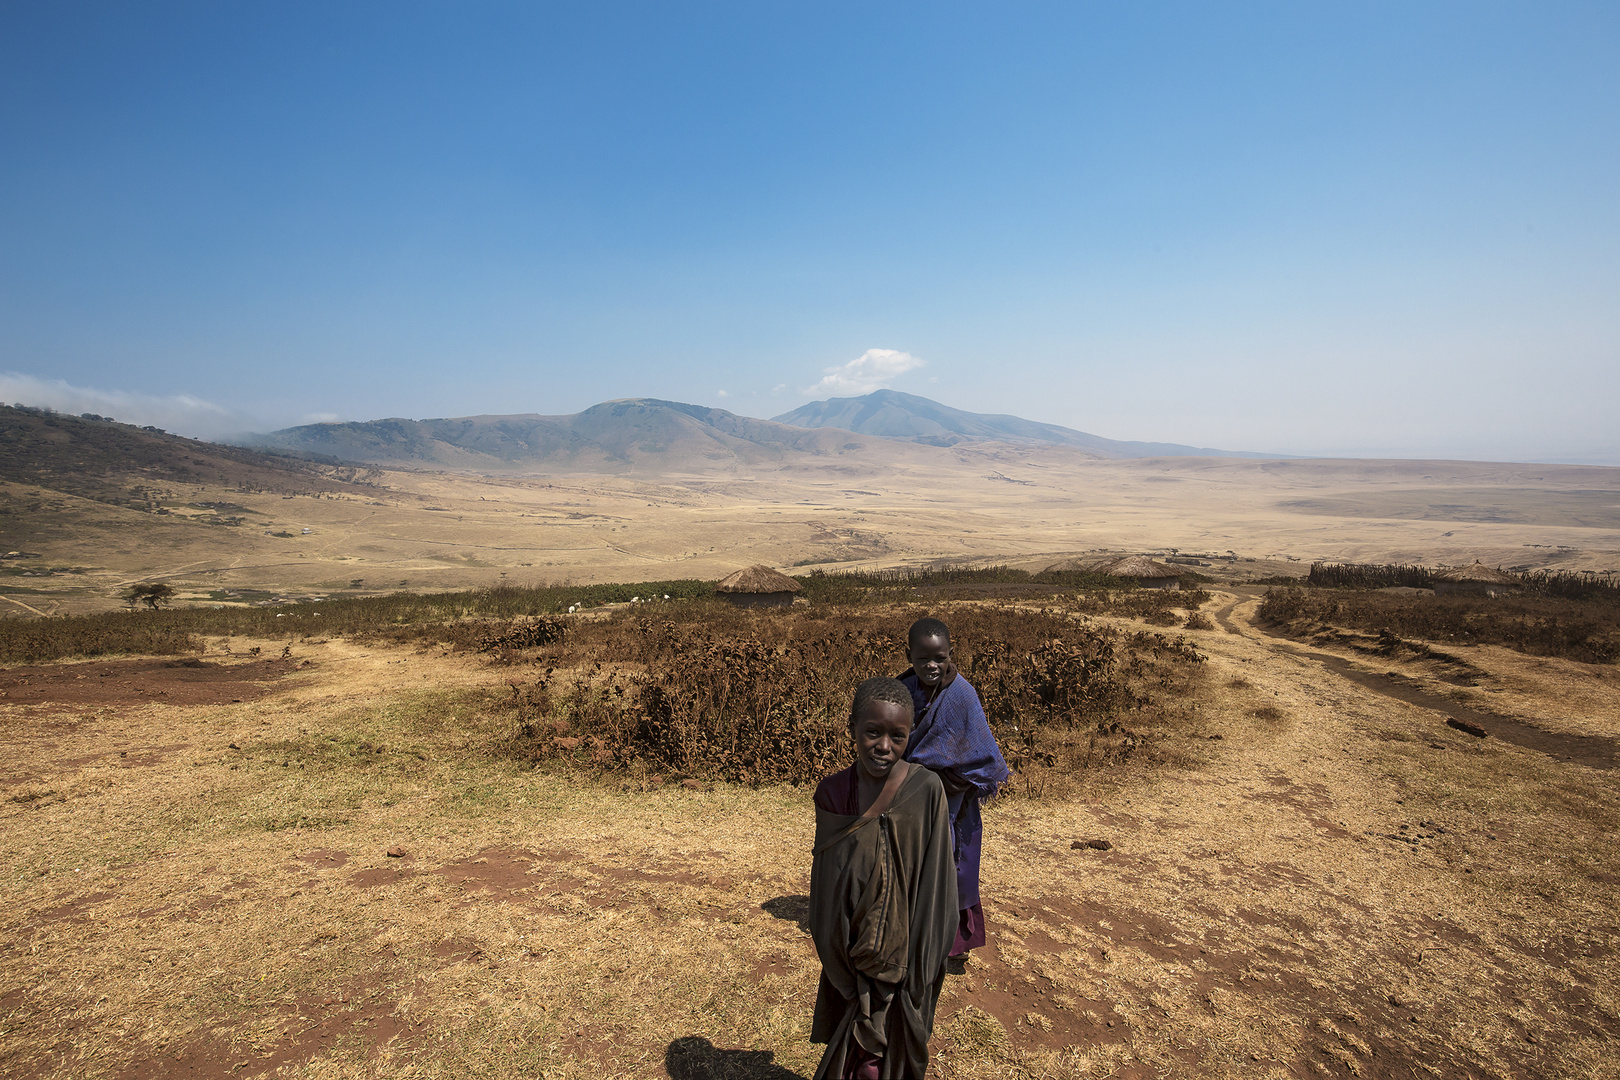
[5,448,1620,618]
[2,584,1619,1080]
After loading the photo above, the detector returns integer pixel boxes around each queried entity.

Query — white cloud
[301,412,342,424]
[805,348,925,398]
[0,371,247,439]
[716,389,729,398]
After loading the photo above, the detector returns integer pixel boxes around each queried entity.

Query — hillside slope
[250,398,906,473]
[772,389,1266,457]
[0,405,370,509]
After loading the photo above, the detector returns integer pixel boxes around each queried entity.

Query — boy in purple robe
[898,617,1010,963]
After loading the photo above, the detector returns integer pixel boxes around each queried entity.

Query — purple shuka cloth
[900,666,1009,914]
[813,766,861,815]
[952,902,985,956]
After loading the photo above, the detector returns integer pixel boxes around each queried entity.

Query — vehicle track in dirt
[1210,588,1618,770]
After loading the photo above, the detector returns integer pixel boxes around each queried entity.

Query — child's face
[852,699,912,783]
[907,634,952,688]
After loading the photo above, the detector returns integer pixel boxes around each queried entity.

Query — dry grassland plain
[3,453,1619,1079]
[4,450,1618,614]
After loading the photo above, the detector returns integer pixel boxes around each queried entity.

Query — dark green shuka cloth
[810,764,958,1079]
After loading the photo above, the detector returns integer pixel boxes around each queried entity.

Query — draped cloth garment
[810,764,958,1080]
[900,666,1010,935]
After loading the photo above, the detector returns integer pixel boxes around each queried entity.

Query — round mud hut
[1098,555,1185,589]
[1434,561,1524,598]
[715,565,803,609]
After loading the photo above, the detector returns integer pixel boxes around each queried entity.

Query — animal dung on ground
[1071,839,1112,851]
[1446,718,1489,738]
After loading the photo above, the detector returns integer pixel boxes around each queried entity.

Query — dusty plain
[1,591,1617,1079]
[3,448,1618,615]
[3,447,1619,1079]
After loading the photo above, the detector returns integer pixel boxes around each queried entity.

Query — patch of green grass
[444,779,518,815]
[255,810,353,832]
[187,501,261,515]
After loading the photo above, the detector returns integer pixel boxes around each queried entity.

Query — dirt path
[0,594,52,617]
[1209,588,1620,770]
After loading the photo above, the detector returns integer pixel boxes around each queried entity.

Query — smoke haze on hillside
[0,372,252,440]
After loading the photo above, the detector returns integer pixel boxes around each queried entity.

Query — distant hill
[0,404,372,510]
[772,389,1269,458]
[250,398,906,473]
[248,392,1275,473]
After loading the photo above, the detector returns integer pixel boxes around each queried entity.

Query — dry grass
[0,645,830,1079]
[3,599,1619,1079]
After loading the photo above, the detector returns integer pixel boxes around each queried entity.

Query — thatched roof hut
[715,565,802,608]
[1434,561,1524,597]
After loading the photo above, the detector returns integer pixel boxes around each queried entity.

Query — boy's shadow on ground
[665,1036,807,1080]
[761,894,811,934]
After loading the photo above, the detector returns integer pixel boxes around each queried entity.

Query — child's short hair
[850,676,914,728]
[907,617,950,648]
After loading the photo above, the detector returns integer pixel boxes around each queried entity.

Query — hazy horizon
[3,3,1617,466]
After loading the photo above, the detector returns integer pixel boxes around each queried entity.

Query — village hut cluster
[715,564,802,608]
[1047,554,1186,589]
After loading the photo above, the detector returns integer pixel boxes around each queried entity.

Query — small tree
[123,583,176,610]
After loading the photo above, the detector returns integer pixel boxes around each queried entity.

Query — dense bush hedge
[501,605,1206,787]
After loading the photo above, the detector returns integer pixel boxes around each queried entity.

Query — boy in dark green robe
[810,677,958,1079]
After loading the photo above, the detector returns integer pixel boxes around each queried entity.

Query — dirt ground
[0,657,306,711]
[2,599,1618,1079]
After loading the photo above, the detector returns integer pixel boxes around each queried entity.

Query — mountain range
[249,399,894,474]
[772,389,1264,457]
[247,391,1269,473]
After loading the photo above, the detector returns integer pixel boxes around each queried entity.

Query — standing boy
[810,677,958,1079]
[899,617,1010,963]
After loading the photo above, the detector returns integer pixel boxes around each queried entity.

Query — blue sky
[2,2,1616,462]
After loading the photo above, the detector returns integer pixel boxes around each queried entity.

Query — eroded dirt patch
[0,656,306,710]
[434,845,548,895]
[109,981,421,1080]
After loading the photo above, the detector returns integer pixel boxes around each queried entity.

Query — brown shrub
[0,613,200,664]
[1069,588,1211,620]
[501,604,1207,789]
[477,616,567,652]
